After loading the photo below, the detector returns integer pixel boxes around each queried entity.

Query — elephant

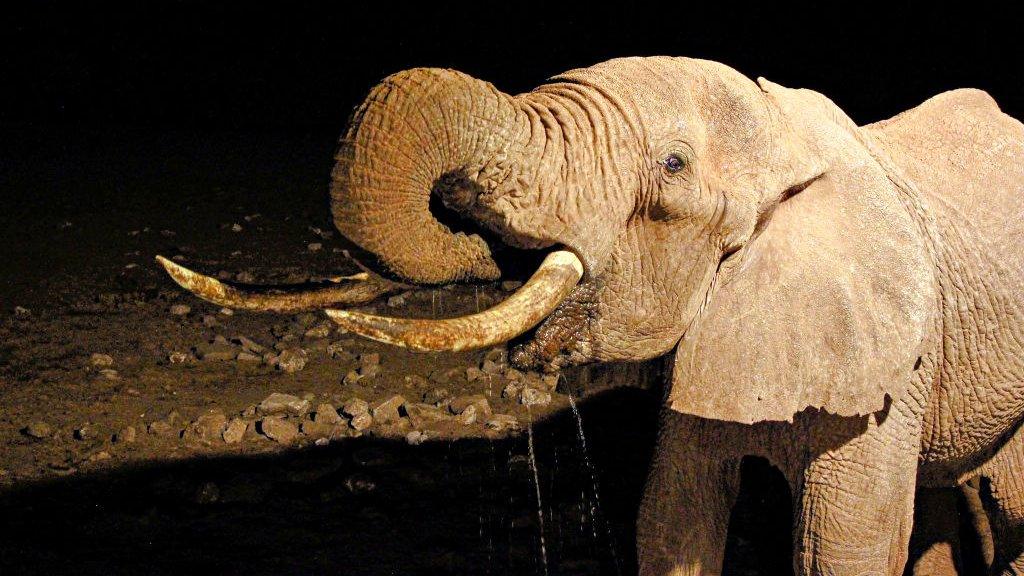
[158,57,1024,575]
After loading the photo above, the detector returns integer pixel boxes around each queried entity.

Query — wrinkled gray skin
[330,57,1024,575]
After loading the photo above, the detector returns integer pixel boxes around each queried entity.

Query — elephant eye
[663,154,686,173]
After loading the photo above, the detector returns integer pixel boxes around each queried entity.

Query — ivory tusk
[324,250,584,352]
[155,255,408,313]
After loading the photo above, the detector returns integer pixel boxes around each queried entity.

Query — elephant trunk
[330,68,522,285]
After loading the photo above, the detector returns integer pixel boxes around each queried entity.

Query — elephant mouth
[156,246,587,359]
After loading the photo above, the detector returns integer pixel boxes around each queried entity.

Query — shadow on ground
[0,388,803,576]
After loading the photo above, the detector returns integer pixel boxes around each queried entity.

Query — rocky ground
[0,129,794,575]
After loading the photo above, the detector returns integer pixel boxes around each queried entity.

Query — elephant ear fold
[668,164,935,424]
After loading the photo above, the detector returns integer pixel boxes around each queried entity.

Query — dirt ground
[0,128,880,575]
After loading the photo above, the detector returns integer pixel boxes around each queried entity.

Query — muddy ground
[0,128,853,575]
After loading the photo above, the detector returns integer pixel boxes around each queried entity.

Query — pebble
[236,351,262,363]
[169,304,191,316]
[304,322,332,339]
[307,242,322,252]
[220,307,234,315]
[88,451,112,463]
[405,430,427,445]
[370,395,406,424]
[358,363,380,379]
[114,426,136,443]
[501,280,523,291]
[466,366,484,381]
[404,374,429,388]
[99,368,120,380]
[502,382,523,399]
[232,335,266,354]
[326,340,353,360]
[74,425,94,441]
[89,353,114,367]
[258,416,298,443]
[314,403,342,425]
[520,387,552,407]
[402,403,450,428]
[423,388,451,406]
[481,359,503,375]
[195,340,237,362]
[428,367,460,385]
[342,369,361,385]
[231,223,243,232]
[276,348,308,373]
[182,410,228,444]
[168,351,192,364]
[148,420,176,437]
[387,294,406,307]
[13,306,32,317]
[449,395,492,417]
[359,352,380,367]
[349,412,373,431]
[344,473,376,494]
[23,421,52,439]
[201,314,219,327]
[485,414,520,433]
[222,418,247,444]
[236,271,255,283]
[258,392,310,415]
[342,398,369,417]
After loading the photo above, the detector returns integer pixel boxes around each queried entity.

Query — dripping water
[567,391,622,576]
[526,405,549,576]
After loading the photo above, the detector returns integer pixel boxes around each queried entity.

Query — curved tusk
[155,255,408,313]
[324,250,584,352]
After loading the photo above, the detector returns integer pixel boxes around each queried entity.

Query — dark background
[4,2,1023,136]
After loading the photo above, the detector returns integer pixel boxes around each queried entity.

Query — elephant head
[160,57,935,425]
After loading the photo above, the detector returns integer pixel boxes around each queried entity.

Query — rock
[541,373,560,391]
[201,314,219,327]
[113,426,136,443]
[358,362,380,379]
[423,387,451,405]
[358,352,380,367]
[258,392,310,415]
[23,421,52,439]
[258,416,298,443]
[371,395,406,424]
[304,322,332,339]
[195,340,237,362]
[182,409,228,444]
[222,418,247,443]
[235,271,255,283]
[300,419,334,438]
[481,358,502,375]
[99,368,120,380]
[520,387,552,407]
[240,404,257,418]
[387,294,406,307]
[148,418,177,437]
[349,412,373,431]
[169,304,191,316]
[74,425,94,441]
[466,366,484,381]
[89,353,114,367]
[342,398,369,417]
[404,374,429,388]
[236,351,262,363]
[276,348,307,373]
[428,367,460,385]
[13,305,31,317]
[449,395,492,417]
[501,280,523,292]
[314,403,342,425]
[220,307,234,315]
[88,451,112,462]
[402,403,451,428]
[307,242,322,252]
[168,351,192,364]
[454,405,479,425]
[502,382,523,399]
[485,414,520,433]
[231,223,243,232]
[342,370,361,385]
[405,430,427,445]
[232,335,267,354]
[326,340,354,360]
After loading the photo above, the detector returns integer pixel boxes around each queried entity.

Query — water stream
[525,406,550,576]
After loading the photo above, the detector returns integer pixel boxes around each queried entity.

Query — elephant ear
[668,80,935,424]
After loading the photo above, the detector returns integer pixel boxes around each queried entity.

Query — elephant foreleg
[980,425,1024,575]
[792,402,923,576]
[637,413,741,576]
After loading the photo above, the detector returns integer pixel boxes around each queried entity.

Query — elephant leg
[792,404,923,576]
[637,414,742,576]
[980,426,1024,575]
[909,487,963,576]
